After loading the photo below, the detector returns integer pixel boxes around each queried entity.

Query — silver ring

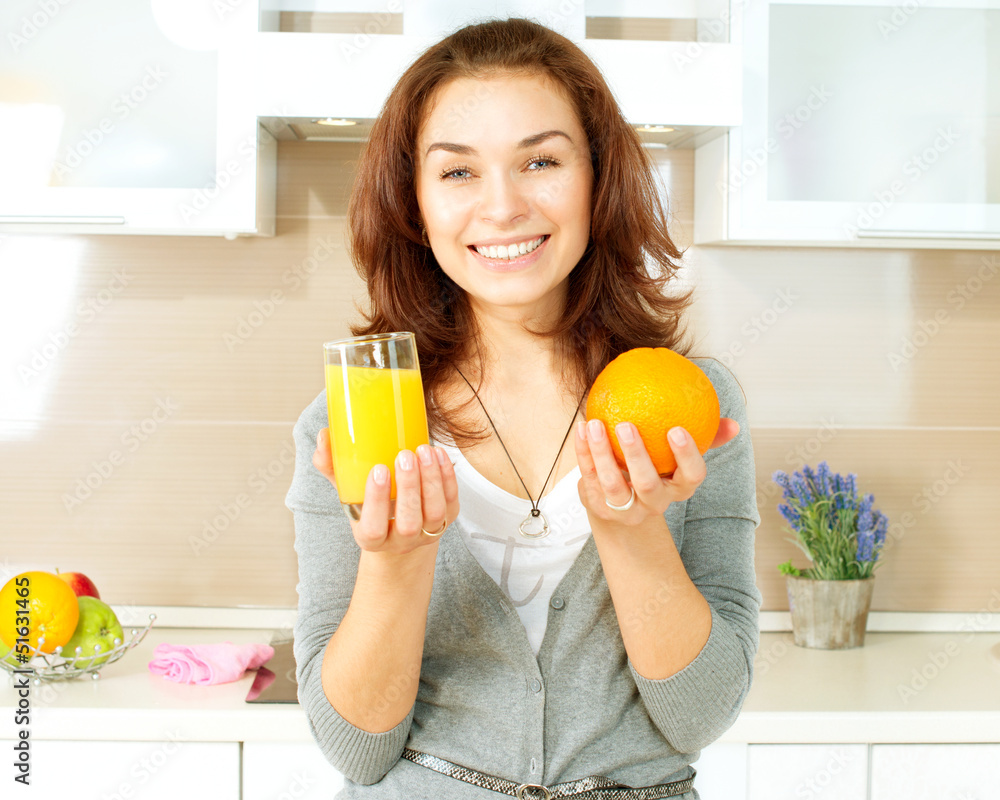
[604,486,636,512]
[421,519,448,537]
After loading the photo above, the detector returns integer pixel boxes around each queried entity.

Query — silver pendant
[519,509,549,539]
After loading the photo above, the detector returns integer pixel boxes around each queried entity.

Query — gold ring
[421,519,448,537]
[604,486,636,512]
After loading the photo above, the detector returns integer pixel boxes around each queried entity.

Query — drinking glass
[323,332,430,521]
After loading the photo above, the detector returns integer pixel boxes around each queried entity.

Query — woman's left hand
[575,417,740,524]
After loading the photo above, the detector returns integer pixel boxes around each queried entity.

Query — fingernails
[398,451,415,471]
[587,419,605,440]
[616,423,634,445]
[417,445,433,466]
[577,421,587,440]
[669,428,687,447]
[436,447,449,466]
[316,430,325,449]
[373,464,389,485]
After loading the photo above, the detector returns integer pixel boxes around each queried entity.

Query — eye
[439,165,472,182]
[527,154,561,171]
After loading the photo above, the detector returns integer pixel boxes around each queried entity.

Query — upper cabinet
[695,0,1000,249]
[0,0,275,237]
[0,0,742,237]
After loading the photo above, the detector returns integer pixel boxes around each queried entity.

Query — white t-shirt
[435,441,593,654]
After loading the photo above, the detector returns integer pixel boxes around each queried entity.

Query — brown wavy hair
[347,17,695,444]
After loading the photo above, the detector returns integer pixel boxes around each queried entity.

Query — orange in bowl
[586,347,721,476]
[0,571,81,655]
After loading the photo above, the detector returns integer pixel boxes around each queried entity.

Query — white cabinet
[1,739,239,799]
[695,0,1000,249]
[693,742,747,800]
[0,0,275,237]
[747,744,868,800]
[243,742,346,800]
[870,744,1000,800]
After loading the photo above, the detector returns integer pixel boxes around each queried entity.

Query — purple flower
[778,503,801,528]
[857,493,875,535]
[856,529,876,562]
[817,461,831,496]
[773,471,792,494]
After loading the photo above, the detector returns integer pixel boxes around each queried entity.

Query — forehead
[416,73,584,157]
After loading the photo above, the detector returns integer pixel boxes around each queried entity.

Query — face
[414,74,594,323]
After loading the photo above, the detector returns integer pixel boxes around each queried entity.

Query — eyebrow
[424,129,573,158]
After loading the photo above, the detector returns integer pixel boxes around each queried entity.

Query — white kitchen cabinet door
[871,744,1000,800]
[747,744,868,800]
[0,0,275,237]
[692,742,747,800]
[243,741,345,800]
[1,739,238,799]
[694,0,1000,249]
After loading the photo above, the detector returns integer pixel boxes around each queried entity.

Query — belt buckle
[516,784,552,800]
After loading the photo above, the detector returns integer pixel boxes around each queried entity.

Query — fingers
[416,445,447,533]
[312,428,337,484]
[575,420,637,520]
[664,427,707,490]
[392,449,424,543]
[709,418,740,450]
[355,464,391,549]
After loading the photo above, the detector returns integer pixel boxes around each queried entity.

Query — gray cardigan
[285,357,762,798]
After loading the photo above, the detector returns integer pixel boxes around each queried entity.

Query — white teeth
[474,236,545,260]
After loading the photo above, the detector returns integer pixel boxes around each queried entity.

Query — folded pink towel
[148,642,274,685]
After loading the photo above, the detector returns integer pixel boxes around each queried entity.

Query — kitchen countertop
[3,626,1000,744]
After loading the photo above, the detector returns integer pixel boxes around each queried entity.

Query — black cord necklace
[454,366,586,539]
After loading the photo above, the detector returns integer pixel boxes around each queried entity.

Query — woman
[285,17,762,799]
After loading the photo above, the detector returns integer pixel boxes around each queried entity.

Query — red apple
[56,570,100,599]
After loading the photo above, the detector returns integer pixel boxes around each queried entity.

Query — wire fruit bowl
[1,614,156,683]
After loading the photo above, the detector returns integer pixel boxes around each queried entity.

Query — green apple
[62,597,123,668]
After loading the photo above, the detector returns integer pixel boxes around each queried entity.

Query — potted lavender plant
[772,462,888,649]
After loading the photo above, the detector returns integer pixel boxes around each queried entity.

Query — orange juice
[324,364,429,504]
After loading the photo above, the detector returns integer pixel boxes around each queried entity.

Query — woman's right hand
[313,428,459,554]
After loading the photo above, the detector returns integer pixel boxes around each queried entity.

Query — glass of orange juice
[323,332,430,521]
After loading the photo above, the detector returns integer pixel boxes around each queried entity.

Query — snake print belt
[400,748,696,799]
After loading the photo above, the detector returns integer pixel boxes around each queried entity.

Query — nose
[478,171,530,226]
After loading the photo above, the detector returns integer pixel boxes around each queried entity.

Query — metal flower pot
[785,576,875,649]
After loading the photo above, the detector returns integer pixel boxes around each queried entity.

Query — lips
[467,234,550,272]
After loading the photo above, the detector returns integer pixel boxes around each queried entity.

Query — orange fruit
[0,571,81,655]
[586,348,720,476]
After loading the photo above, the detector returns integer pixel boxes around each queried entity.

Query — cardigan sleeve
[285,390,414,785]
[627,358,763,754]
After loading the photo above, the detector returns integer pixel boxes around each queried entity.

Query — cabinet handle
[0,216,126,224]
[855,229,1000,240]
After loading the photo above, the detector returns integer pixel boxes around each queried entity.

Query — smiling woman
[287,16,762,800]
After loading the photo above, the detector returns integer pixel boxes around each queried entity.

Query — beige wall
[2,141,997,612]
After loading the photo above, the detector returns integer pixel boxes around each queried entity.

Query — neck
[463,296,576,392]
